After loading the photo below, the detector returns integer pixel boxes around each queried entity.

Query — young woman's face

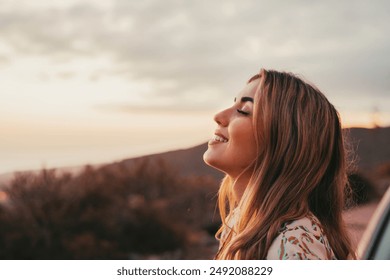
[203,79,259,179]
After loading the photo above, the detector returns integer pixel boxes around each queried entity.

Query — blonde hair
[215,69,355,259]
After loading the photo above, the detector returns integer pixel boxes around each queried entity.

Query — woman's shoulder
[266,214,336,260]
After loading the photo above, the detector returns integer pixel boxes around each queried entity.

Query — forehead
[237,79,260,98]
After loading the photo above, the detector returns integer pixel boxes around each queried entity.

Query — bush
[0,159,204,259]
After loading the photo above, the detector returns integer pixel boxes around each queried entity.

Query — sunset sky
[1,0,389,174]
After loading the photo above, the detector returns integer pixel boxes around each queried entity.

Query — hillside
[347,127,390,170]
[116,126,390,181]
[119,143,224,180]
[1,126,389,186]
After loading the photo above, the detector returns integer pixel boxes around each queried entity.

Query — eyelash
[237,109,250,116]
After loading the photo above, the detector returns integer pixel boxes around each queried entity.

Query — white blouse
[220,210,336,260]
[266,214,336,260]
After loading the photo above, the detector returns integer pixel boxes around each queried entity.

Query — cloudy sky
[0,0,389,173]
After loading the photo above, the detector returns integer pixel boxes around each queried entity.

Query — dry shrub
[0,158,220,259]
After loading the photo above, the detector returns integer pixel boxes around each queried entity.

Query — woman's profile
[203,68,356,260]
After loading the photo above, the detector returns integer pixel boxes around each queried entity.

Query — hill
[116,126,390,181]
[1,126,389,185]
[347,127,390,170]
[119,143,224,181]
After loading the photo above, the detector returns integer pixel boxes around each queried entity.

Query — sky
[0,0,389,174]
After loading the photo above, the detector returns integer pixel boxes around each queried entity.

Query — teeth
[214,135,228,143]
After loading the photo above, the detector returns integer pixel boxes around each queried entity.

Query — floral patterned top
[220,210,336,260]
[266,214,336,260]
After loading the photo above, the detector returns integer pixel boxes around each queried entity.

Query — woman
[203,68,355,260]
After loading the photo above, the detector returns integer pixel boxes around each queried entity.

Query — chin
[203,150,227,174]
[203,149,214,166]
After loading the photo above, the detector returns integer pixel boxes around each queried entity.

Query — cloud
[1,0,389,113]
[94,102,215,115]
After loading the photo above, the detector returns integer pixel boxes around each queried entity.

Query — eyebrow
[234,96,254,103]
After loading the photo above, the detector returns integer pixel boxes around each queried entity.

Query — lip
[208,130,229,145]
[214,131,228,141]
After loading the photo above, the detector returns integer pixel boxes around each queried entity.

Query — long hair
[215,69,355,259]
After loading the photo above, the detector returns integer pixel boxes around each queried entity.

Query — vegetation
[0,153,385,259]
[0,159,220,259]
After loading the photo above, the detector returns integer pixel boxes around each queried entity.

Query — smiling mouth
[209,134,229,145]
[214,135,228,142]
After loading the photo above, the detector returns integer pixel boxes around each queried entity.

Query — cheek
[203,119,257,176]
[229,121,257,164]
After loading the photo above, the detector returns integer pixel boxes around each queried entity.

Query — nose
[214,107,230,127]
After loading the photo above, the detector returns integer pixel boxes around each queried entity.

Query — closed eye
[237,109,250,116]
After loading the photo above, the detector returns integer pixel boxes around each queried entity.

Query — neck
[231,173,251,202]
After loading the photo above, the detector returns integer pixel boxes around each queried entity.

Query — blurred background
[0,0,389,259]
